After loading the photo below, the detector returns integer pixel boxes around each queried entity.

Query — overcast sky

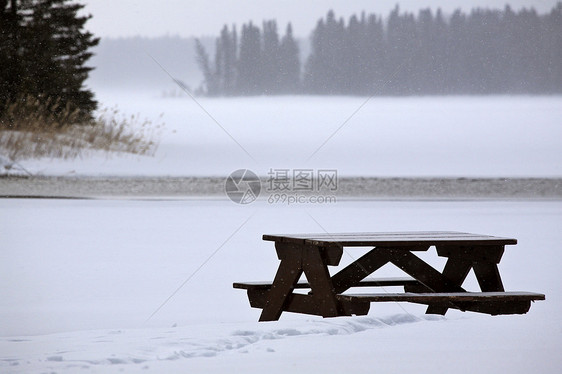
[81,0,559,39]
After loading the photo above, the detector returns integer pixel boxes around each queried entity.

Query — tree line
[196,21,300,95]
[196,3,562,96]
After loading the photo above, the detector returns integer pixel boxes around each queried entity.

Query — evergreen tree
[303,17,325,93]
[542,2,562,92]
[364,14,385,94]
[194,38,218,95]
[237,21,261,95]
[195,25,237,96]
[386,6,418,94]
[0,0,21,109]
[261,20,280,94]
[305,10,347,94]
[345,14,364,94]
[1,0,99,122]
[278,23,300,93]
[218,25,237,95]
[446,9,469,93]
[415,8,435,92]
[431,9,448,92]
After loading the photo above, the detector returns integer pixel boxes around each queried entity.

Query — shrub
[0,95,162,162]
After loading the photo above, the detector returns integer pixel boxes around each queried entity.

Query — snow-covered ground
[13,92,562,177]
[1,198,560,373]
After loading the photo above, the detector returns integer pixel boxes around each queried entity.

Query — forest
[196,4,562,96]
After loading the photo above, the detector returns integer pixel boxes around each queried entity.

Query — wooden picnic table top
[263,231,517,247]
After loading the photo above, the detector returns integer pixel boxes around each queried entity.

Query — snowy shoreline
[1,176,561,199]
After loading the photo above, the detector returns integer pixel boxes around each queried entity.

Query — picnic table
[234,232,545,321]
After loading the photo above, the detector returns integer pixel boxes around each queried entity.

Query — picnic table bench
[234,232,545,321]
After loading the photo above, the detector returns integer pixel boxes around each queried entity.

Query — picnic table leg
[259,245,304,322]
[472,262,505,292]
[302,246,340,317]
[463,245,505,292]
[425,258,473,315]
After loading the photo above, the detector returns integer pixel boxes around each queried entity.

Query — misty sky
[82,0,559,38]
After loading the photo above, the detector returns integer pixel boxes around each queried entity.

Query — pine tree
[227,25,237,94]
[194,38,218,95]
[446,9,468,93]
[431,9,447,93]
[278,23,300,93]
[542,3,562,92]
[364,13,385,94]
[303,17,325,93]
[194,25,236,96]
[0,0,23,111]
[237,22,261,95]
[1,0,99,122]
[217,25,237,95]
[305,10,347,94]
[386,6,418,94]
[345,14,364,94]
[261,20,280,94]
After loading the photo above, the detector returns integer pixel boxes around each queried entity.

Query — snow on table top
[263,231,518,246]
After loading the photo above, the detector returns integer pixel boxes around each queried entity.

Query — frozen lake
[1,198,560,373]
[18,93,562,177]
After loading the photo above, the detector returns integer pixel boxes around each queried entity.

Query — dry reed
[0,95,162,162]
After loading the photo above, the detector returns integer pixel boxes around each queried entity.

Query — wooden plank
[249,289,324,316]
[274,242,343,265]
[302,246,340,317]
[472,262,505,292]
[258,254,303,322]
[387,249,466,293]
[337,292,545,303]
[274,242,303,260]
[248,289,370,317]
[322,245,345,266]
[456,300,533,315]
[436,245,505,263]
[337,292,545,316]
[234,277,422,290]
[330,248,391,294]
[263,232,517,247]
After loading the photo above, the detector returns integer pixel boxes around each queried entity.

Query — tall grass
[0,95,162,162]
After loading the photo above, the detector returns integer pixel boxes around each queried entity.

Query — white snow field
[16,92,562,177]
[1,198,560,373]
